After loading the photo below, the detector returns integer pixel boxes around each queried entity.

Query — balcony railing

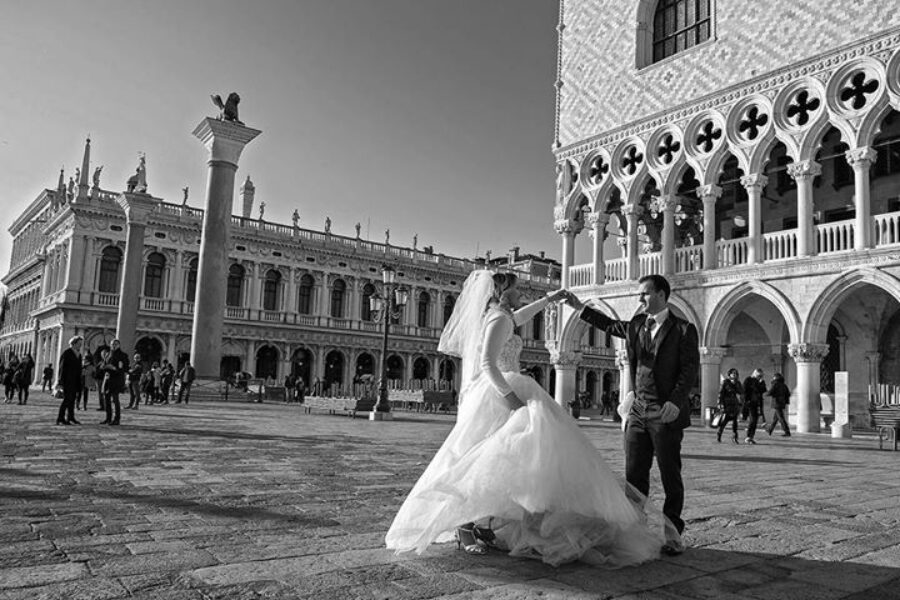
[605,257,627,282]
[96,293,119,307]
[142,297,168,311]
[638,251,662,278]
[674,246,703,272]
[816,219,854,254]
[717,238,749,267]
[762,229,797,261]
[569,264,593,287]
[874,212,900,247]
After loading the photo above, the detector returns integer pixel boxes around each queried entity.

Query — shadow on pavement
[682,453,854,466]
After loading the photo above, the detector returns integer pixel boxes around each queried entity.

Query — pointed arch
[667,291,703,342]
[704,280,801,348]
[558,299,621,354]
[805,268,900,344]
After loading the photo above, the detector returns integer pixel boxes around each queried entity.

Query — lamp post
[369,265,409,420]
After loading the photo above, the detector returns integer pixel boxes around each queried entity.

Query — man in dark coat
[566,274,699,555]
[56,336,84,425]
[102,339,129,425]
[176,360,196,404]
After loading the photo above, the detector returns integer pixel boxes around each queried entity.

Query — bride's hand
[503,390,525,411]
[546,289,568,303]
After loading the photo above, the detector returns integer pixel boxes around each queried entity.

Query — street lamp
[369,265,409,420]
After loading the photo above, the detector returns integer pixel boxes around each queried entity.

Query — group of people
[1,353,35,405]
[282,374,307,403]
[716,368,792,444]
[55,336,196,426]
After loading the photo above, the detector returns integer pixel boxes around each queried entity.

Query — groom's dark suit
[579,306,699,536]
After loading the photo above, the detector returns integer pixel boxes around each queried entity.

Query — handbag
[710,410,724,428]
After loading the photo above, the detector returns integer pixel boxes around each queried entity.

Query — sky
[0,0,562,279]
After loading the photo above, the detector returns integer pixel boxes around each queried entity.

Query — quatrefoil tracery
[786,90,821,127]
[839,71,879,110]
[738,106,769,141]
[696,121,722,153]
[622,146,644,176]
[657,134,682,165]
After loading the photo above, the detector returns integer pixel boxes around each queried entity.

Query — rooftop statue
[92,166,103,188]
[211,93,242,124]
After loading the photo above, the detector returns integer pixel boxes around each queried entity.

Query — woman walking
[716,368,743,444]
[765,373,791,436]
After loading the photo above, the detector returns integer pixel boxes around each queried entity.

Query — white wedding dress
[385,303,664,567]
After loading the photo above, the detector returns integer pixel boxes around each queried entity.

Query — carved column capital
[615,348,629,368]
[787,160,822,181]
[622,203,642,217]
[740,174,769,191]
[699,346,727,364]
[696,184,722,202]
[788,343,829,363]
[845,146,878,170]
[550,348,582,367]
[865,351,881,362]
[585,211,609,229]
[656,194,678,213]
[554,219,581,236]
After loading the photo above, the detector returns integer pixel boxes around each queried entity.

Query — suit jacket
[58,348,82,392]
[107,349,130,394]
[579,305,699,429]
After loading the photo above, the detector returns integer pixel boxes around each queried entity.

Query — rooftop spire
[77,137,91,200]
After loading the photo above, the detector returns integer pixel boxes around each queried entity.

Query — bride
[385,270,665,567]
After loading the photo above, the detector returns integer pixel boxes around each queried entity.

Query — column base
[368,411,393,421]
[831,423,852,439]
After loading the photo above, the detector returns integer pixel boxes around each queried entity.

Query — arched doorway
[386,355,404,381]
[531,366,544,387]
[135,336,163,368]
[324,350,344,390]
[291,348,313,387]
[255,345,279,380]
[439,359,455,388]
[220,356,241,380]
[412,357,430,381]
[585,370,598,407]
[355,352,375,381]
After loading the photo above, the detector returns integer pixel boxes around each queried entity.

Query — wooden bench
[302,396,376,418]
[870,405,900,451]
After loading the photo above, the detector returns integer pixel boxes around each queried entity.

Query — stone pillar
[741,174,767,264]
[846,147,877,251]
[555,219,577,289]
[787,160,821,257]
[700,346,726,424]
[551,348,580,409]
[789,343,829,433]
[115,192,158,353]
[616,348,631,407]
[171,250,185,301]
[697,185,722,270]
[190,117,260,380]
[588,212,608,285]
[623,204,640,280]
[659,195,677,275]
[865,351,881,400]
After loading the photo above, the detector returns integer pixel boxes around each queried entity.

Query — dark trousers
[42,379,51,392]
[57,388,77,423]
[78,386,90,409]
[767,408,790,435]
[745,404,760,439]
[104,392,121,423]
[128,381,141,408]
[717,414,739,438]
[17,385,29,404]
[177,382,192,403]
[624,402,685,535]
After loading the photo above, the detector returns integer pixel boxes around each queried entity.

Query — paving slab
[1,394,899,599]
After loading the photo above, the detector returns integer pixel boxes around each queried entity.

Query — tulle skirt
[385,372,664,567]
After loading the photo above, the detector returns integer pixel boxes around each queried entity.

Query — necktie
[642,317,656,353]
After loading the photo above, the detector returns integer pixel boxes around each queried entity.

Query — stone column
[741,174,767,264]
[846,147,877,250]
[865,351,881,400]
[588,212,608,285]
[249,263,262,315]
[190,117,260,380]
[555,219,577,288]
[63,235,87,302]
[659,195,677,275]
[615,348,631,408]
[789,343,829,433]
[115,192,158,353]
[551,348,580,409]
[697,185,721,270]
[623,204,640,280]
[787,160,821,257]
[171,250,185,301]
[286,267,297,315]
[700,346,726,424]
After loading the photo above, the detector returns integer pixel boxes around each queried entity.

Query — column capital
[585,211,610,228]
[740,173,769,190]
[615,348,629,368]
[622,203,642,217]
[845,146,878,170]
[116,192,158,225]
[193,117,262,167]
[699,346,727,364]
[788,343,829,363]
[550,348,581,367]
[554,218,581,236]
[656,194,678,213]
[787,160,822,181]
[865,350,881,362]
[696,184,722,202]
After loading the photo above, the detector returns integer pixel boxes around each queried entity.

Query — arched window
[417,291,431,328]
[98,246,122,293]
[361,283,376,321]
[186,257,199,302]
[533,310,544,341]
[143,252,166,298]
[263,269,282,311]
[443,295,455,325]
[652,0,711,63]
[226,264,244,307]
[298,274,314,314]
[330,279,346,318]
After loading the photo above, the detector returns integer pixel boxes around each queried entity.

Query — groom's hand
[659,401,680,423]
[546,289,568,303]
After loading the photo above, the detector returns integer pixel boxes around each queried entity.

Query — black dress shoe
[56,420,70,425]
[69,419,81,425]
[110,420,120,426]
[99,420,110,425]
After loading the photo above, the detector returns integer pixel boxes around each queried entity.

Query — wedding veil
[438,270,495,395]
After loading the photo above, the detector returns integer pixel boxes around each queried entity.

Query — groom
[565,274,698,555]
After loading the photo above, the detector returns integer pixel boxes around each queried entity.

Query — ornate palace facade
[551,0,900,431]
[1,141,617,400]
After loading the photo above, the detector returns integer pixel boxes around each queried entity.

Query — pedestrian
[284,374,295,403]
[14,355,34,405]
[80,354,94,411]
[127,353,142,409]
[100,339,129,425]
[176,360,195,404]
[3,362,15,402]
[56,336,83,425]
[150,362,162,403]
[742,368,766,444]
[140,368,154,405]
[295,377,306,404]
[566,274,699,556]
[41,363,54,392]
[159,359,174,404]
[765,373,792,437]
[716,368,744,444]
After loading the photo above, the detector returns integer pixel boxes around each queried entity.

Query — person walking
[101,339,129,425]
[41,363,54,392]
[127,353,142,410]
[176,360,195,404]
[3,362,15,403]
[159,359,174,404]
[765,373,792,437]
[79,354,94,411]
[716,368,743,444]
[742,368,767,444]
[14,354,34,405]
[56,336,83,425]
[567,274,699,556]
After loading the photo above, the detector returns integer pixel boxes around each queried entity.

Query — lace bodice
[497,334,523,372]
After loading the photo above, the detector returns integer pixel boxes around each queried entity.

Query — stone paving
[1,391,899,600]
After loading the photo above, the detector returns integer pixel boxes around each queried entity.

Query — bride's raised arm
[512,289,566,327]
